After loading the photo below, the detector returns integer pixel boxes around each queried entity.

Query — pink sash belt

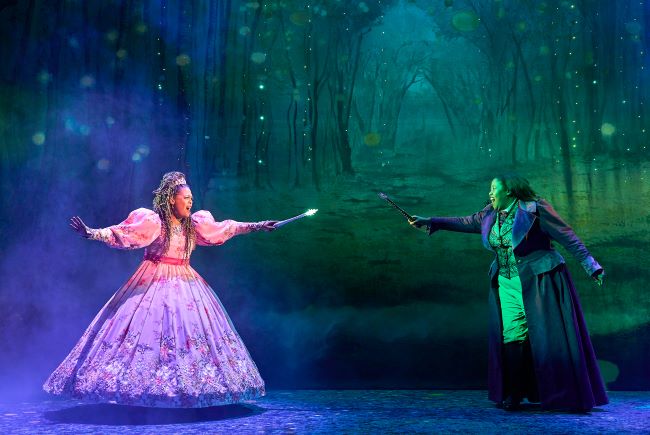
[144,256,190,266]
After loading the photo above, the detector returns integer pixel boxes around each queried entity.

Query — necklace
[171,224,183,236]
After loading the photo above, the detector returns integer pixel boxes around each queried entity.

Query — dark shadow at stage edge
[43,403,265,425]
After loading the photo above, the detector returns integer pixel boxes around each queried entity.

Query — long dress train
[44,208,265,408]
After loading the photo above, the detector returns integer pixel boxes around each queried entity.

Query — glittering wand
[378,192,414,222]
[273,209,319,228]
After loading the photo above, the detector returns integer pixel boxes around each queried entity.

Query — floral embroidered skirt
[43,260,265,408]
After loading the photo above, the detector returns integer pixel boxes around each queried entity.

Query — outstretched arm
[192,210,276,246]
[537,199,604,284]
[71,208,161,249]
[410,205,492,235]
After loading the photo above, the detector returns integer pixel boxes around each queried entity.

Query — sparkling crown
[172,177,187,187]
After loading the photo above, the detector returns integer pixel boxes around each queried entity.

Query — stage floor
[1,390,648,434]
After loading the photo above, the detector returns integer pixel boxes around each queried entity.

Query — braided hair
[152,171,196,259]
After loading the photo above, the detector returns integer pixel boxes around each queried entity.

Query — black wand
[378,192,414,222]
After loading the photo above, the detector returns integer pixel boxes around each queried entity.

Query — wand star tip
[306,209,318,216]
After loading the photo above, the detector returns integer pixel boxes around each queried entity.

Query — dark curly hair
[494,173,538,201]
[152,171,196,259]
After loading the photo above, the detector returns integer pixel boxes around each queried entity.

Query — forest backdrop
[1,0,648,398]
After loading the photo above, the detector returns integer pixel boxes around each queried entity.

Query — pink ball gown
[43,208,265,408]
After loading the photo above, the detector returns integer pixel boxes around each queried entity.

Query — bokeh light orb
[137,145,150,156]
[65,118,76,131]
[452,11,480,32]
[132,152,142,162]
[106,30,119,42]
[116,49,128,59]
[32,132,46,146]
[597,359,620,383]
[290,11,311,26]
[601,123,616,137]
[135,23,148,34]
[251,52,267,64]
[97,158,110,171]
[37,70,52,85]
[364,132,381,146]
[239,26,251,36]
[625,22,641,36]
[79,75,96,88]
[176,54,191,66]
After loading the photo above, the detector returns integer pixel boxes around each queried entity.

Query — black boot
[521,338,539,404]
[501,340,525,411]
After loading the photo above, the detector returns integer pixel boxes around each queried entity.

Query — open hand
[70,216,91,238]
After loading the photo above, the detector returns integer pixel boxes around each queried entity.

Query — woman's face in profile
[171,186,193,219]
[489,178,511,211]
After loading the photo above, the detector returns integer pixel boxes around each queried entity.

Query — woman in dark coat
[410,174,608,412]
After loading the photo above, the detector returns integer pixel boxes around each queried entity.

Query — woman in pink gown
[44,171,276,408]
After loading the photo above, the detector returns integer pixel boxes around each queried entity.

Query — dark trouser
[503,339,539,404]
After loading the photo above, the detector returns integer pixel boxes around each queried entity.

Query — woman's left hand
[592,269,605,287]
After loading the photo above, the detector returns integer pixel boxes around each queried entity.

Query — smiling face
[489,178,513,211]
[170,186,193,219]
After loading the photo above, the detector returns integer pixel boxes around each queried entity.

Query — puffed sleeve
[87,208,161,249]
[427,204,492,235]
[192,210,257,246]
[537,199,602,276]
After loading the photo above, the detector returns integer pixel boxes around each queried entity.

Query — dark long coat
[429,199,608,411]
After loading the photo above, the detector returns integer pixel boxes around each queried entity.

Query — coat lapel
[482,208,497,251]
[512,200,537,249]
